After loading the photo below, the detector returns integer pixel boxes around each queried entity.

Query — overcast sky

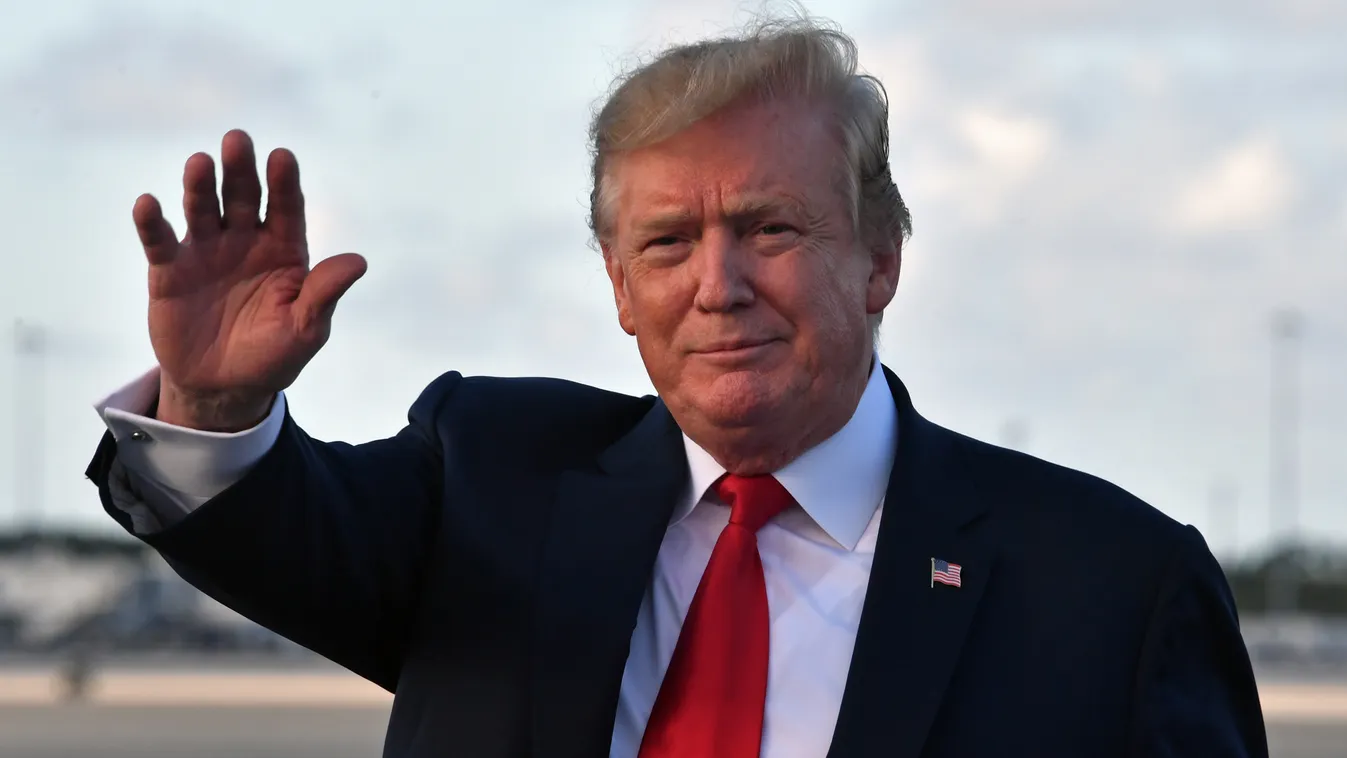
[1,0,1343,558]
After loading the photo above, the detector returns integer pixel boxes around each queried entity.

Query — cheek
[626,270,691,337]
[774,256,867,336]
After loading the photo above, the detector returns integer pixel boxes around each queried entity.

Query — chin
[688,371,788,429]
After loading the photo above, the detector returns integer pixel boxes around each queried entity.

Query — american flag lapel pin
[931,558,963,588]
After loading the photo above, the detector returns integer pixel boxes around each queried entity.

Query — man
[86,16,1267,758]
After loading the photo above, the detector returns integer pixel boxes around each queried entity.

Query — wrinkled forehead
[601,99,851,233]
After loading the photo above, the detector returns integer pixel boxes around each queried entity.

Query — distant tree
[1223,544,1347,616]
[0,529,148,559]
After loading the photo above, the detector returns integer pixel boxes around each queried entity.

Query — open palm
[135,130,366,428]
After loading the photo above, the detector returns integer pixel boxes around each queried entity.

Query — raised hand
[136,129,367,431]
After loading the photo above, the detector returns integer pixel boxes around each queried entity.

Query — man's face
[602,97,900,451]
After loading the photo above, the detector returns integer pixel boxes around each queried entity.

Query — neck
[694,353,874,476]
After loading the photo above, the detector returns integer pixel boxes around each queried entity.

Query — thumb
[294,252,368,334]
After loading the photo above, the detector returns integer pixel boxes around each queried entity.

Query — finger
[133,194,179,264]
[182,152,221,241]
[293,253,368,335]
[264,148,306,245]
[219,129,262,229]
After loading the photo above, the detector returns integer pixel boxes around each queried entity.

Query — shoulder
[939,424,1187,546]
[930,422,1235,630]
[407,371,657,469]
[927,421,1211,605]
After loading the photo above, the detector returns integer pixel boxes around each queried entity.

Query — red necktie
[637,474,795,758]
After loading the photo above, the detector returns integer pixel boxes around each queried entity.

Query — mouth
[693,338,781,356]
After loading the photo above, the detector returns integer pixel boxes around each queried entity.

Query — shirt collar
[676,355,899,550]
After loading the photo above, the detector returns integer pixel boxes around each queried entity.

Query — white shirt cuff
[95,367,286,506]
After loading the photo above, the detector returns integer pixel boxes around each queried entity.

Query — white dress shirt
[95,359,898,758]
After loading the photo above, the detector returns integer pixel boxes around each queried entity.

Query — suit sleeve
[1127,525,1269,757]
[85,371,462,692]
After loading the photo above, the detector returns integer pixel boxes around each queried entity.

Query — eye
[757,223,796,237]
[644,235,681,249]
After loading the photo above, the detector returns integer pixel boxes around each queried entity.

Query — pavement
[0,704,1342,758]
[0,704,388,758]
[0,665,1344,756]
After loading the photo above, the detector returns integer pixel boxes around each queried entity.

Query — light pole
[12,319,47,535]
[1267,308,1303,614]
[1208,478,1238,564]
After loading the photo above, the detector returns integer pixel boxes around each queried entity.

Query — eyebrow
[723,194,809,220]
[629,194,808,238]
[631,209,697,239]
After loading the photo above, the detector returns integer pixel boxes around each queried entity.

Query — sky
[0,0,1343,558]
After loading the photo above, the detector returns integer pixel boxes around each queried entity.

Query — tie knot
[713,474,794,533]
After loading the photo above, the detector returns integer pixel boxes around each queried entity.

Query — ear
[602,243,638,336]
[865,235,901,317]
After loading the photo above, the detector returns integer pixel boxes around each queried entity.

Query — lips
[695,338,777,353]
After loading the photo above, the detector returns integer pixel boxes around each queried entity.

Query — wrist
[155,379,275,433]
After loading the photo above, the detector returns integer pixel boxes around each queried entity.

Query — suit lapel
[531,399,688,758]
[827,368,997,758]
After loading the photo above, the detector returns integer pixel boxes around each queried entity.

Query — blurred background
[1,0,1344,755]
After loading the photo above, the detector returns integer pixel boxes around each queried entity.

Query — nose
[692,230,755,314]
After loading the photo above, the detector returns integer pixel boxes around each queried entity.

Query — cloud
[1170,137,1296,234]
[0,13,317,138]
[335,210,612,354]
[917,0,1347,31]
[957,108,1055,177]
[10,0,1344,544]
[839,0,1346,540]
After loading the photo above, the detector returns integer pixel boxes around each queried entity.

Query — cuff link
[128,430,152,442]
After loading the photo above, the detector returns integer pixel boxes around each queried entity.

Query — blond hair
[587,13,911,252]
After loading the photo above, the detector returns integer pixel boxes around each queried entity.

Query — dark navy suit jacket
[87,367,1268,757]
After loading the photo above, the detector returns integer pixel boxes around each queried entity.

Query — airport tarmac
[0,704,1342,757]
[1,664,1343,756]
